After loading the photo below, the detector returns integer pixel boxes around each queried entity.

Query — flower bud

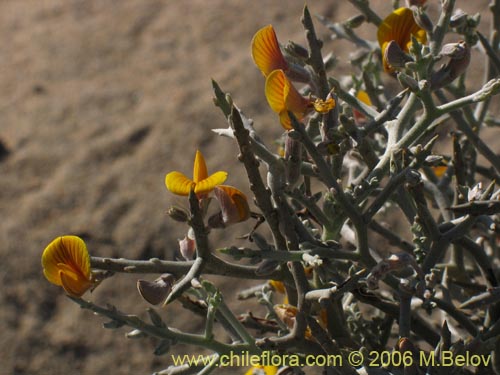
[397,72,419,91]
[167,206,189,223]
[179,233,196,260]
[431,41,470,89]
[285,41,309,60]
[450,9,467,28]
[137,274,175,306]
[412,6,433,34]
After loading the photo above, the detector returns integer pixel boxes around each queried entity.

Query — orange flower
[251,25,289,77]
[165,150,227,196]
[209,185,250,228]
[377,7,427,72]
[42,236,93,297]
[265,69,313,129]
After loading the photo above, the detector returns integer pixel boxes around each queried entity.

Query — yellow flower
[251,25,289,77]
[244,365,278,375]
[165,150,227,196]
[377,7,427,72]
[265,69,313,129]
[42,236,93,297]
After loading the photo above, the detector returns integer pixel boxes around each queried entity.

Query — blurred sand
[0,1,496,374]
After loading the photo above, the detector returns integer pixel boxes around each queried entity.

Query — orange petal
[266,69,310,129]
[251,25,288,76]
[194,171,228,195]
[193,150,208,183]
[269,280,286,294]
[378,7,427,72]
[356,90,372,106]
[42,236,91,289]
[60,268,93,297]
[313,97,336,114]
[265,69,287,114]
[165,171,195,196]
[215,185,250,223]
[283,75,311,116]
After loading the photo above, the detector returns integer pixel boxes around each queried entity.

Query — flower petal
[265,69,287,114]
[266,69,310,129]
[283,76,311,116]
[313,97,336,114]
[60,269,93,297]
[214,185,250,224]
[194,171,228,195]
[378,7,427,72]
[42,236,92,296]
[251,25,288,77]
[165,171,195,196]
[193,150,208,184]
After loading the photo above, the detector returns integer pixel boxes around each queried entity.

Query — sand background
[0,1,496,374]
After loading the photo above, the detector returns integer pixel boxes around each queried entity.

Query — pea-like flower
[42,235,93,297]
[377,7,427,72]
[165,150,227,196]
[251,25,289,77]
[208,185,251,228]
[265,69,335,129]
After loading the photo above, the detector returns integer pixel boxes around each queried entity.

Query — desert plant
[42,1,500,374]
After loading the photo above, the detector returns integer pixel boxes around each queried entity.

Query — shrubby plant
[42,1,500,374]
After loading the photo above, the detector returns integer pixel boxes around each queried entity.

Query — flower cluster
[40,2,500,375]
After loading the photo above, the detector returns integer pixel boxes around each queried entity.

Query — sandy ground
[0,1,496,374]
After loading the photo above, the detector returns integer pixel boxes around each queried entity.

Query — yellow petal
[378,7,427,72]
[265,69,287,114]
[60,269,93,297]
[279,111,293,130]
[165,171,195,196]
[269,280,286,294]
[266,69,310,129]
[42,236,91,289]
[194,171,228,195]
[356,90,372,106]
[283,76,311,116]
[251,25,288,77]
[313,97,336,114]
[432,165,448,177]
[193,150,208,184]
